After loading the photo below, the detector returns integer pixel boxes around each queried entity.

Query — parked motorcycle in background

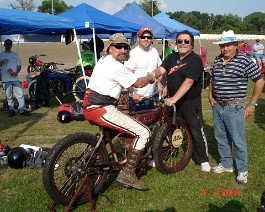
[27,54,62,74]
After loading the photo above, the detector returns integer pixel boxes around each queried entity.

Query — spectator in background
[0,39,30,117]
[238,40,252,58]
[76,41,96,74]
[88,35,104,60]
[253,39,265,69]
[163,40,173,58]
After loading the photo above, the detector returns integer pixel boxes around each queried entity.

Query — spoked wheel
[73,76,90,102]
[153,118,193,174]
[42,133,109,206]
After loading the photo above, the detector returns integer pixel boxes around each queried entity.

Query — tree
[37,0,73,15]
[139,0,161,17]
[244,12,265,32]
[8,0,36,11]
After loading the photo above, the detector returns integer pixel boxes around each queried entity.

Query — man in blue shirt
[253,39,265,69]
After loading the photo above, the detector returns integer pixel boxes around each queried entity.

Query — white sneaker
[201,162,211,172]
[236,171,248,184]
[211,163,234,173]
[148,160,156,167]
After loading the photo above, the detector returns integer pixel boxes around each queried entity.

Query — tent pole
[16,34,20,53]
[73,28,88,88]
[92,28,98,63]
[162,38,165,60]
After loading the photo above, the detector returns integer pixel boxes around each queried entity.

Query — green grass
[0,81,264,212]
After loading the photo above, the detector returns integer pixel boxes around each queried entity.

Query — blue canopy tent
[0,8,73,35]
[0,8,74,60]
[59,3,144,64]
[114,1,176,39]
[59,3,143,35]
[153,13,200,37]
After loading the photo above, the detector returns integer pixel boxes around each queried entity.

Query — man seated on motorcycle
[76,41,96,75]
[82,33,157,191]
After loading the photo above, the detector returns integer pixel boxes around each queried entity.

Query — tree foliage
[168,11,265,34]
[37,0,73,15]
[8,0,36,11]
[139,0,161,17]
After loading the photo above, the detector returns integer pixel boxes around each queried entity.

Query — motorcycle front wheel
[42,133,109,206]
[153,118,193,174]
[27,78,37,100]
[72,76,90,102]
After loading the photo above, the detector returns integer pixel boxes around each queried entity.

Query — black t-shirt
[161,51,203,100]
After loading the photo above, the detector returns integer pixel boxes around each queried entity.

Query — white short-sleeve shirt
[88,55,137,100]
[124,46,161,97]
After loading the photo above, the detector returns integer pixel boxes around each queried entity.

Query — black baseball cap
[4,39,13,45]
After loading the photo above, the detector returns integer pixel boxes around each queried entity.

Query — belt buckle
[219,101,228,107]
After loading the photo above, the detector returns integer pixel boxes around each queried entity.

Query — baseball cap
[138,27,153,36]
[256,39,260,42]
[81,41,91,49]
[105,33,128,53]
[4,39,13,45]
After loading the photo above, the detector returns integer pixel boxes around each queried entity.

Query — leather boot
[116,147,149,190]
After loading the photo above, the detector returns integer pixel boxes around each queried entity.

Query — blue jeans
[128,93,158,112]
[212,102,248,172]
[3,81,27,113]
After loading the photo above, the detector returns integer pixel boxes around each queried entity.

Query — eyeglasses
[111,44,130,50]
[139,35,153,40]
[4,43,12,46]
[177,39,190,45]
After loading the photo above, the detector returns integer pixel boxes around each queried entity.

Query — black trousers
[176,95,209,164]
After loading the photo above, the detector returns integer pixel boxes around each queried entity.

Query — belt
[215,99,245,107]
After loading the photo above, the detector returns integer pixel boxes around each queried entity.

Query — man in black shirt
[150,30,211,172]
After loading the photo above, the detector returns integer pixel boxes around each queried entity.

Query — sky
[1,0,265,18]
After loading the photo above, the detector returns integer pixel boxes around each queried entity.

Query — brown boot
[116,147,149,190]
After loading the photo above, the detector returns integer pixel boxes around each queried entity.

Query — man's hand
[164,97,176,106]
[132,93,144,103]
[244,104,255,118]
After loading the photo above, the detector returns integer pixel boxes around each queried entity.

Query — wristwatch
[249,101,258,106]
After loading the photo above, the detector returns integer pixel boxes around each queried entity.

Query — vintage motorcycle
[42,96,193,210]
[27,54,60,74]
[27,63,91,106]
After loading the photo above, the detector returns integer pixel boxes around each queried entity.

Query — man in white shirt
[82,33,156,190]
[125,27,162,112]
[0,39,30,117]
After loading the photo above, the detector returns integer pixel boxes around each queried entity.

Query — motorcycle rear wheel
[42,133,109,206]
[153,118,193,174]
[72,76,90,102]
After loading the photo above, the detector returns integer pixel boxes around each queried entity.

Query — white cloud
[98,2,124,14]
[159,0,168,11]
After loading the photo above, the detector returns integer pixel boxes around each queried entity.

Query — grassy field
[0,79,264,212]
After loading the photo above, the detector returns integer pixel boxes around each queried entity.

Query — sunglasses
[139,35,153,40]
[111,44,130,50]
[177,39,190,45]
